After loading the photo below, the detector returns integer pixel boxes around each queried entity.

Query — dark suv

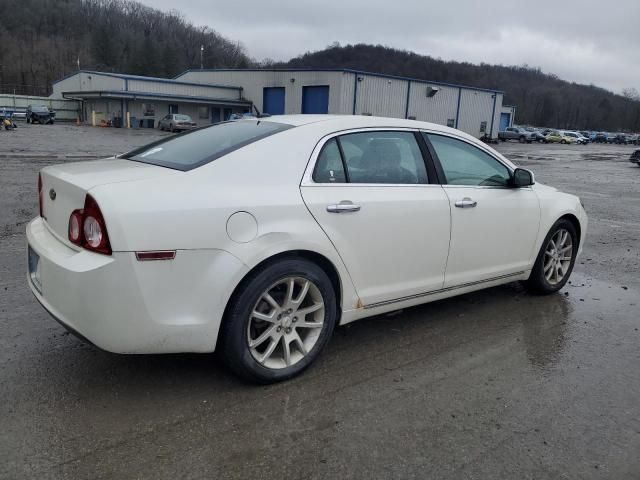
[26,105,55,124]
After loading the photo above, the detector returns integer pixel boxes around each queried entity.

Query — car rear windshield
[32,106,49,112]
[123,120,293,171]
[174,114,191,121]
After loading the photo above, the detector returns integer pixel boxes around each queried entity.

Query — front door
[301,130,451,306]
[424,133,540,287]
[169,104,178,114]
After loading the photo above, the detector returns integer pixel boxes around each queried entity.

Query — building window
[142,103,155,117]
[480,121,487,133]
[447,119,455,128]
[198,106,209,119]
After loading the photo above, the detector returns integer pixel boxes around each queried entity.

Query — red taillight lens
[38,173,43,217]
[67,195,111,255]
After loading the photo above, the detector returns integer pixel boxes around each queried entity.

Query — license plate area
[28,245,42,293]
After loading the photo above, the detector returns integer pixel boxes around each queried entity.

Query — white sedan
[27,115,587,383]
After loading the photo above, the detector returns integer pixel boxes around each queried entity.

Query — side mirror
[512,168,535,187]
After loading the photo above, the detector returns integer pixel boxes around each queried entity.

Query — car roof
[242,114,483,144]
[240,114,516,169]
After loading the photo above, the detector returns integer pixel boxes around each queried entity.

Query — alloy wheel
[543,228,573,285]
[247,276,325,369]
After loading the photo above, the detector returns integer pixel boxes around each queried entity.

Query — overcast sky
[139,0,639,94]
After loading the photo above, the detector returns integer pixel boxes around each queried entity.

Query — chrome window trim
[301,127,435,187]
[420,129,516,177]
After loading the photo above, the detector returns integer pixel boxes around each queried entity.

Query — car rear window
[123,120,293,171]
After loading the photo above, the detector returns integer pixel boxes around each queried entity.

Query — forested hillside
[0,0,251,96]
[281,43,640,131]
[1,2,638,131]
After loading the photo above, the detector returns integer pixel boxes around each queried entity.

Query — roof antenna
[253,104,270,118]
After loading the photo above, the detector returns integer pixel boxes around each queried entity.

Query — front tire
[526,219,578,294]
[219,258,337,383]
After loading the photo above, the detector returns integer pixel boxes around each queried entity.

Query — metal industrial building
[51,71,251,127]
[177,69,505,138]
[49,68,508,138]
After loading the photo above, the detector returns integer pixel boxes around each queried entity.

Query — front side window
[124,120,293,171]
[426,134,511,187]
[339,131,428,184]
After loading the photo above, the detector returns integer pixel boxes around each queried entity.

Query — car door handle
[326,201,361,213]
[454,197,478,208]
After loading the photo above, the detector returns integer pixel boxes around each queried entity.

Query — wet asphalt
[1,125,639,479]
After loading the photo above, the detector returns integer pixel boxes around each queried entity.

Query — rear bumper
[26,217,248,354]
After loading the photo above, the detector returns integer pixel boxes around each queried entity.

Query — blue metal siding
[262,87,285,114]
[301,85,329,114]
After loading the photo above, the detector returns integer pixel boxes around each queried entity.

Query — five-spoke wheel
[219,258,336,384]
[542,228,573,285]
[526,219,578,293]
[248,277,325,369]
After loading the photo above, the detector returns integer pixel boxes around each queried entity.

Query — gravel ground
[1,124,639,479]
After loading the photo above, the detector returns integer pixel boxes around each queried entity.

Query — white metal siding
[126,79,239,100]
[406,83,459,126]
[456,89,497,138]
[177,70,349,114]
[354,75,407,118]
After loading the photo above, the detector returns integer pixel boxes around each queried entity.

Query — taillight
[68,210,82,244]
[38,173,43,217]
[67,195,112,255]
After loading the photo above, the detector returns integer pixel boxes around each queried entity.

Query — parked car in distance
[592,132,607,143]
[158,114,197,132]
[630,149,640,165]
[628,134,640,145]
[546,130,576,144]
[529,131,548,143]
[498,127,534,143]
[26,105,55,124]
[27,115,588,383]
[564,132,589,145]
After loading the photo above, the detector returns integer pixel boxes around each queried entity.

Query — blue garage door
[302,86,329,114]
[499,112,511,131]
[263,87,285,115]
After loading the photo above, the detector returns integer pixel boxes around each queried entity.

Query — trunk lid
[40,158,175,247]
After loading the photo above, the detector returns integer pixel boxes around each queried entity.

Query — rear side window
[313,139,346,183]
[124,120,292,171]
[426,134,511,187]
[313,131,428,184]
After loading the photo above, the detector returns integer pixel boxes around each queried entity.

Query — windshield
[31,106,49,113]
[174,114,191,121]
[123,120,293,171]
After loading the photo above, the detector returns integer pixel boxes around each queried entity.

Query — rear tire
[219,258,337,384]
[525,219,578,294]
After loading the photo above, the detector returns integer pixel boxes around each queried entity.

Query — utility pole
[200,45,204,69]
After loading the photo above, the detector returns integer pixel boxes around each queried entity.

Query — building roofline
[174,67,504,94]
[61,90,252,106]
[53,70,242,91]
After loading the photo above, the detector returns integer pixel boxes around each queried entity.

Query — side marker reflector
[135,251,176,261]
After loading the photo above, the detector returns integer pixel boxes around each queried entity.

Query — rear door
[300,129,451,307]
[424,132,540,288]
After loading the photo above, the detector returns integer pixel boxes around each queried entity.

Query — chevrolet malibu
[27,115,587,383]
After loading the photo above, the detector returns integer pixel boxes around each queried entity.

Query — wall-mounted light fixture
[290,78,295,83]
[426,86,439,97]
[357,76,364,82]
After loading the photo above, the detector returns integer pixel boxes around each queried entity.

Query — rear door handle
[454,197,477,208]
[327,201,361,213]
